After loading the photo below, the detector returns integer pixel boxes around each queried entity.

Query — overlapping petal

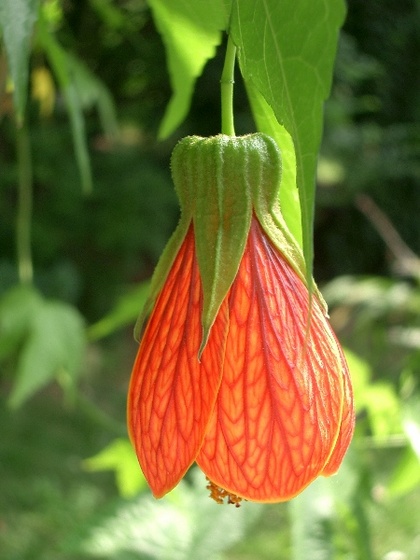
[128,226,229,497]
[128,215,354,502]
[196,217,354,501]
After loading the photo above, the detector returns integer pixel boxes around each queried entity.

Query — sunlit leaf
[148,0,230,138]
[345,348,402,440]
[231,0,346,274]
[364,383,402,440]
[387,398,420,496]
[402,397,420,458]
[344,347,372,413]
[9,300,86,408]
[388,446,420,497]
[84,439,147,498]
[0,0,39,123]
[79,468,262,559]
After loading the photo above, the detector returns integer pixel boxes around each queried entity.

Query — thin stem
[16,122,33,284]
[221,35,236,136]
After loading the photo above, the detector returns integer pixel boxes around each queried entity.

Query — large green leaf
[148,0,230,138]
[0,0,39,124]
[231,0,346,273]
[389,397,420,496]
[9,300,86,408]
[246,81,302,247]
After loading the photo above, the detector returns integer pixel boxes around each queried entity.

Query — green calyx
[135,132,313,351]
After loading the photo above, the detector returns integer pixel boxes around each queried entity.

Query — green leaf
[147,0,230,138]
[231,0,346,274]
[0,0,39,124]
[344,347,402,440]
[9,299,86,408]
[364,383,402,440]
[79,468,262,559]
[388,446,420,497]
[88,282,150,341]
[84,439,147,498]
[343,348,372,414]
[246,81,302,247]
[388,397,420,496]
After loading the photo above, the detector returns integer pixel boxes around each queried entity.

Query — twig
[355,193,420,280]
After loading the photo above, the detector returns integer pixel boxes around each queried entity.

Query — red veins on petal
[321,343,355,476]
[128,226,229,498]
[129,217,354,503]
[196,218,354,502]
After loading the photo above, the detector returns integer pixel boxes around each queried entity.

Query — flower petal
[321,343,355,475]
[128,226,228,497]
[197,218,352,502]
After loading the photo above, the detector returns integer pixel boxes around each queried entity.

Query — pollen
[206,478,243,507]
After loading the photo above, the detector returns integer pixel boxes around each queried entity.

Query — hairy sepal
[135,133,324,345]
[171,133,315,351]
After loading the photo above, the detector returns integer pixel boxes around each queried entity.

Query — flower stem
[221,35,236,136]
[16,122,34,285]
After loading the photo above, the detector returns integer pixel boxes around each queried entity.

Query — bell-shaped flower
[128,134,354,503]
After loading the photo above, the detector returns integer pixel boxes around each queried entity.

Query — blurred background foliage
[1,0,420,559]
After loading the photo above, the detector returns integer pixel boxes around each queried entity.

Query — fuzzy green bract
[135,133,313,351]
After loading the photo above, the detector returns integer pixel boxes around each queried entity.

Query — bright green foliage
[230,0,346,273]
[389,398,420,496]
[346,348,402,440]
[84,439,148,498]
[147,0,229,139]
[246,82,301,246]
[0,0,39,124]
[389,446,420,497]
[150,0,346,273]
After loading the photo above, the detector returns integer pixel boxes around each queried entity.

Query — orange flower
[128,134,354,503]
